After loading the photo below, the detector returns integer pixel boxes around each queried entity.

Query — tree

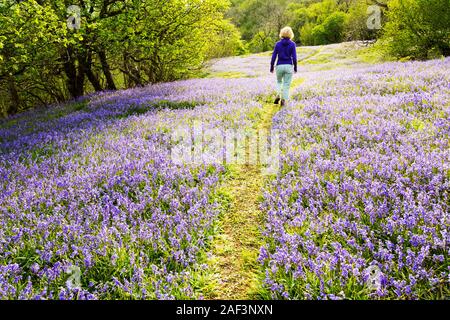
[301,11,347,45]
[380,0,450,59]
[112,0,232,84]
[0,0,65,114]
[45,0,135,98]
[344,1,382,41]
[206,19,247,59]
[1,0,240,116]
[227,0,290,46]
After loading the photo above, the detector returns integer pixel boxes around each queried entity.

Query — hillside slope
[1,42,449,300]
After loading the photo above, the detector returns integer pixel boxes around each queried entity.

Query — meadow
[0,42,449,300]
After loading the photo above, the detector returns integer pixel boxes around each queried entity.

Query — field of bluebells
[1,43,449,300]
[260,57,450,299]
[0,76,273,299]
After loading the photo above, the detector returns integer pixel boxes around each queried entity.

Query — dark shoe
[280,99,286,107]
[274,96,281,104]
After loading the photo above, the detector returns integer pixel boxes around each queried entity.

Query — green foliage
[227,0,290,53]
[0,1,64,74]
[1,0,241,116]
[206,19,248,58]
[380,0,450,59]
[294,0,366,46]
[114,0,235,83]
[229,0,383,49]
[228,0,289,41]
[0,0,66,114]
[308,12,347,45]
[345,1,381,41]
[248,31,275,53]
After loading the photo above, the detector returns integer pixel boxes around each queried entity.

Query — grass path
[203,76,305,300]
[299,47,323,63]
[204,100,281,300]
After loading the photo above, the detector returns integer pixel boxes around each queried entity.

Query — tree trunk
[370,0,388,9]
[63,47,85,98]
[7,74,20,115]
[81,51,103,92]
[98,50,117,90]
[440,43,450,57]
[74,63,85,98]
[122,51,143,87]
[84,67,102,92]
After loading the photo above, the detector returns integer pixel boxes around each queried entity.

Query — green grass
[117,100,197,119]
[354,46,390,64]
[291,77,306,88]
[189,184,233,298]
[299,54,332,65]
[205,71,249,79]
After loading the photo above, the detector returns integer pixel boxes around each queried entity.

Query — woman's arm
[270,44,278,73]
[293,44,298,73]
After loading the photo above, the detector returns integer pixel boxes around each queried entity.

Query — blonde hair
[279,26,294,40]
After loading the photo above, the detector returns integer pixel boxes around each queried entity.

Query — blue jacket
[270,38,298,72]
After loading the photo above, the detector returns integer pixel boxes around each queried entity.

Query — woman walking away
[270,26,297,107]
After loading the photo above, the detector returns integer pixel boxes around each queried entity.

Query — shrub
[380,0,450,59]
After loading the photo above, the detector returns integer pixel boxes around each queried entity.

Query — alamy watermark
[365,265,383,291]
[66,265,81,290]
[367,5,382,30]
[171,121,280,175]
[6,2,383,32]
[67,5,81,30]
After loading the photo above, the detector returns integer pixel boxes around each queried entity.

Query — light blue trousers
[276,64,294,100]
